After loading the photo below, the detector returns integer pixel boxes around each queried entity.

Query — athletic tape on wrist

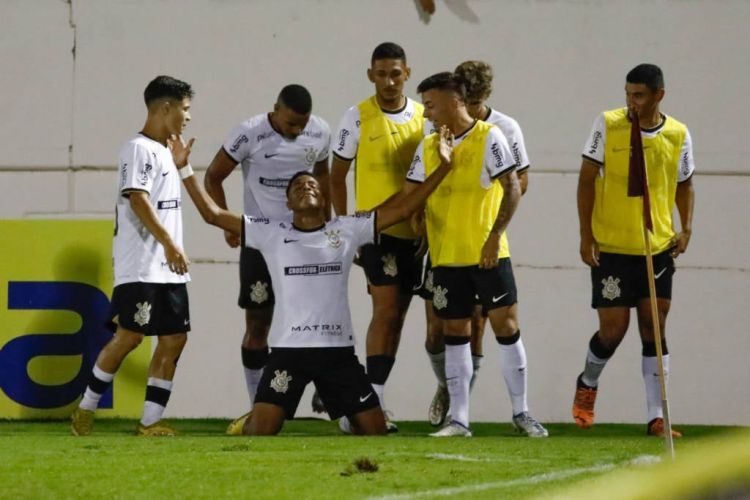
[179,164,194,180]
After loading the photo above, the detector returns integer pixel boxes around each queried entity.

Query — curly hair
[454,61,493,102]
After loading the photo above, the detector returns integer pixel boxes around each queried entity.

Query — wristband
[179,164,194,180]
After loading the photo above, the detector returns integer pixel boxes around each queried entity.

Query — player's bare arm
[480,168,521,269]
[313,158,331,220]
[127,191,189,275]
[170,135,243,236]
[519,171,529,195]
[204,147,241,247]
[672,176,694,257]
[376,126,453,232]
[577,158,600,267]
[330,156,352,216]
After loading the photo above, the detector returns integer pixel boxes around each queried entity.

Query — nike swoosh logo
[368,135,384,141]
[162,171,169,177]
[492,292,509,303]
[654,268,667,279]
[264,153,279,159]
[283,238,298,243]
[359,393,373,403]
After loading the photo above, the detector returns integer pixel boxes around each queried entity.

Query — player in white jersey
[71,76,195,437]
[418,61,533,427]
[174,125,456,435]
[203,85,331,426]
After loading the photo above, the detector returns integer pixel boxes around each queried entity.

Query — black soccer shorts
[431,258,518,319]
[254,347,379,420]
[591,250,674,308]
[238,246,275,309]
[110,282,190,336]
[359,234,423,293]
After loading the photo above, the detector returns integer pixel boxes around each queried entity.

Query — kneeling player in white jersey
[204,85,330,430]
[71,76,194,437]
[419,60,533,428]
[174,127,455,435]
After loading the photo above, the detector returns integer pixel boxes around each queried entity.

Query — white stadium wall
[0,0,748,424]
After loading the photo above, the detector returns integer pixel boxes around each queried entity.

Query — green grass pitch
[0,419,744,499]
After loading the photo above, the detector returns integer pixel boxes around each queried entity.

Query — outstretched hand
[168,134,196,168]
[437,125,454,167]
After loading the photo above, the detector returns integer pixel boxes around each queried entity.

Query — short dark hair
[416,71,466,101]
[371,42,406,65]
[143,75,194,107]
[278,84,312,115]
[285,170,316,197]
[454,61,493,102]
[626,64,664,92]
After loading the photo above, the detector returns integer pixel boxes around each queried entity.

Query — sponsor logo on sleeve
[512,142,521,165]
[490,143,505,168]
[230,134,249,154]
[407,155,420,178]
[681,151,690,177]
[588,131,602,155]
[337,129,350,152]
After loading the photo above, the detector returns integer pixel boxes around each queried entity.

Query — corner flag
[627,111,653,232]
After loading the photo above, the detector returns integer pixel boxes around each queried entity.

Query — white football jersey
[223,114,331,219]
[243,213,376,348]
[484,108,530,172]
[113,134,189,286]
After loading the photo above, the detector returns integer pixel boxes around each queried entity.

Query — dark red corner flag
[627,111,653,232]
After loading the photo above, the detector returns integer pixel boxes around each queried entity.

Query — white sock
[427,350,446,387]
[244,368,264,407]
[642,354,669,421]
[141,377,173,426]
[371,383,386,409]
[499,337,528,415]
[79,365,114,411]
[470,354,483,391]
[581,349,609,388]
[445,342,472,427]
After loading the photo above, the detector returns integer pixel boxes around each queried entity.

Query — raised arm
[577,158,601,267]
[376,126,453,232]
[171,136,243,236]
[204,147,240,246]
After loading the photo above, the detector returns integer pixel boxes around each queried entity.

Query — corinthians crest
[304,147,317,167]
[601,276,621,300]
[382,253,398,277]
[325,230,342,248]
[433,285,448,310]
[270,370,293,393]
[250,281,269,304]
[134,301,152,326]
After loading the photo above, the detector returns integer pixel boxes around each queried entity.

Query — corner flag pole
[628,110,675,459]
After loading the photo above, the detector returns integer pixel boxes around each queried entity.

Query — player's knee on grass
[244,402,285,435]
[350,407,387,435]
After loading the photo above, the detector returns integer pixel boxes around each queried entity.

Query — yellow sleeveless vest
[355,96,424,239]
[593,108,686,255]
[424,121,510,266]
